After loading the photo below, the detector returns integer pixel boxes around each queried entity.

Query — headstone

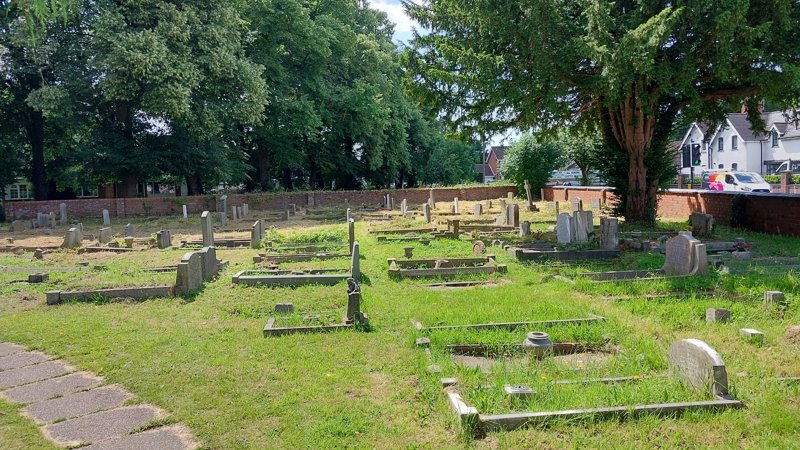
[251,220,263,249]
[102,209,110,226]
[10,220,31,232]
[290,203,297,215]
[220,195,228,214]
[590,199,601,211]
[28,273,49,283]
[346,208,351,223]
[573,211,589,243]
[99,227,112,245]
[507,192,513,199]
[519,221,531,238]
[740,328,764,345]
[345,279,361,323]
[764,291,786,307]
[472,240,486,255]
[198,246,218,280]
[571,198,583,212]
[237,206,243,219]
[600,217,619,250]
[33,248,44,260]
[453,198,459,214]
[231,206,238,221]
[690,212,715,236]
[61,228,83,249]
[123,224,133,237]
[556,213,572,244]
[59,203,68,225]
[524,180,534,211]
[47,212,56,229]
[693,242,709,275]
[176,252,203,295]
[156,230,172,249]
[37,213,48,229]
[201,211,214,247]
[124,237,134,248]
[663,235,698,276]
[404,246,414,258]
[274,303,294,314]
[499,199,506,212]
[242,204,249,217]
[401,199,408,216]
[667,338,730,398]
[182,205,188,219]
[428,189,435,208]
[506,204,519,228]
[474,203,483,216]
[423,203,431,223]
[350,241,360,282]
[348,219,355,254]
[76,223,84,233]
[706,308,731,324]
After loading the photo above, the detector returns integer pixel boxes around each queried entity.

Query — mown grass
[0,202,799,448]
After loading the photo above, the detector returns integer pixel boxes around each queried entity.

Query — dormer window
[772,131,779,147]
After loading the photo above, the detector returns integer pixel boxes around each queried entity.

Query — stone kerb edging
[0,342,199,449]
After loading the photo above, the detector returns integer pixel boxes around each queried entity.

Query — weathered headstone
[98,227,112,245]
[59,203,68,225]
[176,252,203,295]
[274,303,294,314]
[573,211,589,243]
[10,220,30,232]
[428,189,435,209]
[182,205,188,219]
[345,278,361,323]
[77,223,84,233]
[61,228,83,249]
[290,203,297,215]
[499,198,506,212]
[348,219,355,253]
[346,208,351,223]
[524,180,535,211]
[599,217,619,250]
[124,237,134,248]
[663,235,698,276]
[242,204,249,217]
[218,212,227,224]
[251,220,263,249]
[156,230,172,249]
[519,221,531,238]
[237,206,243,220]
[556,213,572,244]
[507,192,513,199]
[423,203,431,223]
[37,213,48,229]
[506,204,519,228]
[350,241,360,282]
[764,291,787,307]
[590,199,601,211]
[198,246,218,280]
[102,209,111,226]
[201,211,214,247]
[667,338,730,398]
[401,199,408,216]
[231,205,238,221]
[123,224,134,237]
[571,198,583,212]
[48,212,56,229]
[472,240,486,255]
[220,195,228,214]
[690,212,715,236]
[474,203,483,216]
[706,308,731,324]
[453,197,460,214]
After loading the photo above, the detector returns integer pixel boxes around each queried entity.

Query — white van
[701,171,772,193]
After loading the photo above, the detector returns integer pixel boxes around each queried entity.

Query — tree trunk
[606,84,657,222]
[281,167,293,190]
[578,166,590,186]
[26,108,48,200]
[186,175,202,196]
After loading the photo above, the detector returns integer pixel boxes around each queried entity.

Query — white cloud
[370,0,416,34]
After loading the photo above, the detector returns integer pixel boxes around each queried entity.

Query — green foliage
[763,174,800,184]
[500,134,564,196]
[557,129,605,186]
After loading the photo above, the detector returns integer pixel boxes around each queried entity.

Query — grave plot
[233,241,360,287]
[262,278,369,337]
[506,214,621,262]
[254,220,356,263]
[388,255,506,279]
[415,315,742,438]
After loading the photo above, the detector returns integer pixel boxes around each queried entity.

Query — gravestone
[156,230,172,249]
[243,204,249,216]
[389,196,395,210]
[220,195,228,214]
[423,203,431,223]
[599,217,619,250]
[764,291,786,307]
[48,212,56,228]
[218,212,227,224]
[274,303,294,314]
[551,201,559,215]
[231,205,238,221]
[506,204,519,228]
[182,205,188,219]
[384,194,391,209]
[98,227,112,245]
[77,223,84,233]
[507,192,513,199]
[706,308,731,324]
[59,203,68,225]
[519,221,531,238]
[524,180,534,211]
[450,219,460,237]
[663,235,699,276]
[573,211,589,243]
[124,237,134,248]
[201,211,214,247]
[740,328,764,345]
[37,213,48,229]
[123,224,134,237]
[284,210,291,221]
[346,208,351,223]
[350,241,360,282]
[668,338,730,398]
[290,203,297,215]
[102,209,111,226]
[692,241,709,275]
[472,240,486,255]
[10,220,31,232]
[590,198,601,211]
[474,203,483,216]
[556,213,572,244]
[401,199,408,216]
[428,189,436,208]
[571,198,583,212]
[453,197,460,214]
[199,246,218,280]
[61,228,83,249]
[345,278,361,323]
[499,198,506,212]
[348,219,355,253]
[690,212,715,236]
[251,220,263,249]
[237,206,243,219]
[176,252,203,295]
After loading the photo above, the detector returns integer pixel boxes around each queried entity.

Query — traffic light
[692,144,702,166]
[681,145,690,168]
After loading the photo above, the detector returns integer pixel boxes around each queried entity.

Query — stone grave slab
[82,425,198,450]
[1,372,103,404]
[667,338,729,398]
[0,351,50,371]
[23,385,133,424]
[0,342,25,357]
[42,405,166,447]
[0,361,73,389]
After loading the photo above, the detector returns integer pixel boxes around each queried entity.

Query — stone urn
[523,331,553,357]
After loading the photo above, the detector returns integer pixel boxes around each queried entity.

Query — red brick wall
[4,185,517,220]
[543,186,800,237]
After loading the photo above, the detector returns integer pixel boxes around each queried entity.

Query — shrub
[500,134,564,198]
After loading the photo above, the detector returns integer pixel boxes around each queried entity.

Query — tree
[499,134,564,196]
[558,130,604,186]
[404,0,800,222]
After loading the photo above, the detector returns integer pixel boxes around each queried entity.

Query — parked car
[701,170,772,193]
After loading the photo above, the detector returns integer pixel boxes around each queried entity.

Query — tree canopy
[404,0,800,222]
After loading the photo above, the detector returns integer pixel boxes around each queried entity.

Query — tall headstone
[59,203,68,226]
[242,204,249,216]
[573,211,589,243]
[350,241,360,282]
[231,205,238,221]
[474,203,483,216]
[556,213,572,244]
[428,189,436,209]
[219,212,227,224]
[600,217,619,250]
[346,208,351,223]
[251,220,262,249]
[423,203,431,223]
[156,230,172,249]
[182,205,188,219]
[61,227,83,249]
[507,192,514,199]
[123,223,134,237]
[453,198,460,214]
[506,204,519,228]
[220,195,228,214]
[345,279,361,324]
[176,252,203,295]
[571,198,583,212]
[401,199,408,216]
[667,338,730,398]
[552,201,559,215]
[102,209,111,226]
[237,206,243,219]
[199,246,218,280]
[519,221,531,238]
[348,219,356,253]
[201,211,214,247]
[99,227,112,245]
[524,180,535,211]
[590,199,601,211]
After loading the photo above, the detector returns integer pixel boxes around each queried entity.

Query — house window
[732,136,738,149]
[718,164,724,169]
[77,186,99,198]
[732,163,738,170]
[772,131,779,147]
[718,137,724,151]
[8,184,30,200]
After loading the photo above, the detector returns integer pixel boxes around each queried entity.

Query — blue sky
[370,0,418,45]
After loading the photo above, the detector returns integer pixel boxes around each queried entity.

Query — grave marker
[201,211,214,247]
[123,224,134,237]
[251,220,262,249]
[182,205,188,219]
[61,228,83,249]
[59,203,68,225]
[428,189,436,208]
[474,203,482,216]
[199,246,218,280]
[348,219,356,253]
[175,252,203,295]
[556,213,572,244]
[220,195,228,214]
[453,197,460,214]
[667,338,730,398]
[99,228,112,245]
[600,217,619,250]
[706,308,731,324]
[423,203,431,223]
[102,209,111,226]
[506,204,519,228]
[156,230,172,249]
[519,221,531,238]
[571,198,583,212]
[524,180,535,211]
[350,241,360,282]
[663,235,703,276]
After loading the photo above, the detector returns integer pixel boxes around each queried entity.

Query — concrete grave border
[388,255,506,279]
[234,241,360,287]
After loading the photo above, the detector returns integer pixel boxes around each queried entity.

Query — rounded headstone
[472,240,486,255]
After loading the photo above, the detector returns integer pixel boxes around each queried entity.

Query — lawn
[1,202,799,449]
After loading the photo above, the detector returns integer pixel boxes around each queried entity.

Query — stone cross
[237,206,243,219]
[218,212,227,224]
[102,209,111,226]
[556,213,572,244]
[499,198,506,212]
[59,203,68,225]
[663,235,695,275]
[176,252,203,295]
[242,204,249,216]
[667,338,730,398]
[201,211,214,247]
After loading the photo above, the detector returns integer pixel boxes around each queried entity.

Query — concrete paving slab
[43,405,166,447]
[1,372,103,404]
[83,425,199,450]
[0,351,50,371]
[23,385,133,424]
[0,342,25,357]
[0,361,73,389]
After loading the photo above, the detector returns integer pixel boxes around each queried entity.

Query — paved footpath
[0,342,199,449]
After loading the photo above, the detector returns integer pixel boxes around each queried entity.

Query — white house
[678,110,800,175]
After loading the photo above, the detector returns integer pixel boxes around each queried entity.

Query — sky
[370,0,418,45]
